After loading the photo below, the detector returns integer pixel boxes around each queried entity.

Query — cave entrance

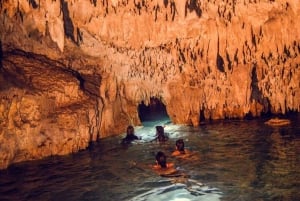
[138,97,170,126]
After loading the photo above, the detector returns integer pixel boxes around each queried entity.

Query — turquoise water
[0,114,299,201]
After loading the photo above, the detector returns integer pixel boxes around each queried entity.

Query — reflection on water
[131,178,222,201]
[0,114,299,201]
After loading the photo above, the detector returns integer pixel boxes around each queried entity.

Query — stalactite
[0,0,299,170]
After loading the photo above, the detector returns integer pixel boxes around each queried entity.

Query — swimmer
[152,151,180,176]
[130,151,188,178]
[154,126,168,142]
[172,139,197,160]
[121,125,141,144]
[129,151,175,174]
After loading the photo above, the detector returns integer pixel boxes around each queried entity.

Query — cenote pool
[0,114,299,201]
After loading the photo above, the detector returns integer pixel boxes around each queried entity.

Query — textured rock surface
[0,0,299,169]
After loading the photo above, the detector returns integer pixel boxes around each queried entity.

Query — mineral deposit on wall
[0,0,299,169]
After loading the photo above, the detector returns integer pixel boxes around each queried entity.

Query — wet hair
[156,126,164,135]
[156,126,167,142]
[126,125,134,135]
[155,151,167,168]
[176,139,185,153]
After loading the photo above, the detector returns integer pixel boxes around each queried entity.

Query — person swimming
[152,151,176,175]
[129,151,188,178]
[129,151,173,172]
[155,151,170,168]
[171,139,193,158]
[155,126,168,142]
[152,151,188,177]
[122,125,141,144]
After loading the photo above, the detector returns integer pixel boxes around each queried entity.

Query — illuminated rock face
[0,0,299,169]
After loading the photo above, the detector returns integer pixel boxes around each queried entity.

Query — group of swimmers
[122,125,168,143]
[122,125,194,177]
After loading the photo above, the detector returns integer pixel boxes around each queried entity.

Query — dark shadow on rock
[0,40,2,69]
[61,0,76,43]
[248,65,271,118]
[216,53,225,73]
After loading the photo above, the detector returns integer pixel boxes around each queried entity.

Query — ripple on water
[0,115,299,201]
[130,178,223,201]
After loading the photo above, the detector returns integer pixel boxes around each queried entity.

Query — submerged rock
[265,118,291,126]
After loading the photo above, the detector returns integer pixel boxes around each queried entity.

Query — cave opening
[138,97,170,126]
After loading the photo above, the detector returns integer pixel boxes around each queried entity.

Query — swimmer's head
[155,151,167,168]
[156,126,164,135]
[176,139,185,152]
[126,125,134,135]
[156,126,167,142]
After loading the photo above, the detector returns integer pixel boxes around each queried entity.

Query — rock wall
[0,0,299,169]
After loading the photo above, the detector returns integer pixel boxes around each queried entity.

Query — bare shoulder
[171,150,181,156]
[152,164,160,170]
[174,150,199,160]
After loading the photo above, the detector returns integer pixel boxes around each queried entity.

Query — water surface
[0,114,299,201]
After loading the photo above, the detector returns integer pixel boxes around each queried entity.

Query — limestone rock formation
[0,0,299,169]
